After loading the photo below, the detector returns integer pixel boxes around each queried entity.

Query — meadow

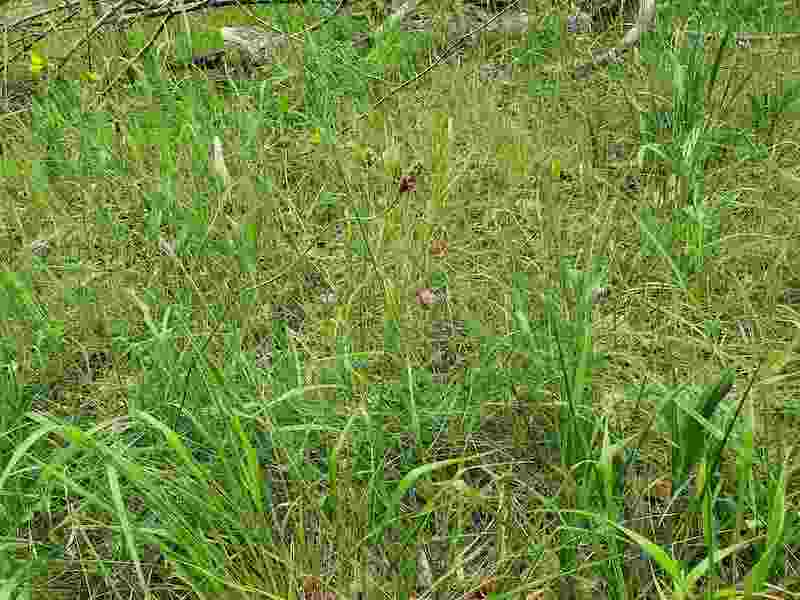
[1,0,799,598]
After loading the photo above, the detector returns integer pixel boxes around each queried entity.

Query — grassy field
[1,0,799,598]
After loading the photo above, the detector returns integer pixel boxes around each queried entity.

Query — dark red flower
[399,174,417,193]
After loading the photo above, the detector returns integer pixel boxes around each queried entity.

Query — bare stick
[574,0,656,79]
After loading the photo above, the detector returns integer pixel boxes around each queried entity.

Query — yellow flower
[350,142,374,164]
[550,158,561,180]
[30,50,47,77]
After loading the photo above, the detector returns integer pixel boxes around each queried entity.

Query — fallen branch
[573,0,656,79]
[0,0,301,35]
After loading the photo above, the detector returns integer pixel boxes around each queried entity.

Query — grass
[1,0,800,598]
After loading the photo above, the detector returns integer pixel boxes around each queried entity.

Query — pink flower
[416,288,436,306]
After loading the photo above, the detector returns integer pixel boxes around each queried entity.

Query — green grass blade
[360,452,495,544]
[569,509,685,588]
[106,464,149,595]
[0,420,60,492]
[134,410,210,482]
[742,451,790,598]
[686,538,765,591]
[678,369,735,488]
